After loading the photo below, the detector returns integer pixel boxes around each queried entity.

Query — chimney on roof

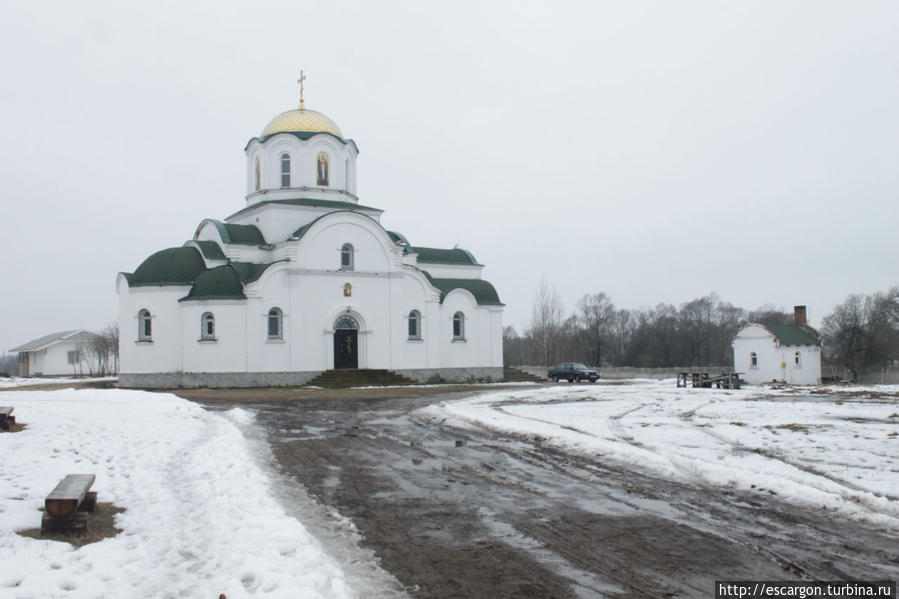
[794,305,807,326]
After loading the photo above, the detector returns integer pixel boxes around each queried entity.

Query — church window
[201,312,215,340]
[750,352,758,367]
[267,308,283,339]
[794,351,801,366]
[317,152,329,186]
[334,315,359,330]
[340,243,354,270]
[408,310,421,340]
[453,312,465,340]
[254,157,261,191]
[138,309,152,341]
[280,153,291,188]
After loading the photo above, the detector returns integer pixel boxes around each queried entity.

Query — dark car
[547,362,599,383]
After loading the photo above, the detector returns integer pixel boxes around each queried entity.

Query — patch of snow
[0,388,353,598]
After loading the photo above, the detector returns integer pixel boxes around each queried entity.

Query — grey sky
[1,0,896,351]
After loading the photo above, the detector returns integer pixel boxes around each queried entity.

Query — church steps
[502,367,547,383]
[305,369,418,388]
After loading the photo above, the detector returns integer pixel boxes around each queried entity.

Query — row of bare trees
[821,288,899,381]
[505,281,899,379]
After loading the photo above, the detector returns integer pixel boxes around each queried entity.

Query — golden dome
[261,108,342,138]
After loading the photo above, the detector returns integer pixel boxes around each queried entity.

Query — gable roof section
[413,246,480,266]
[10,330,96,352]
[179,261,284,302]
[422,272,503,306]
[125,246,206,287]
[191,240,227,261]
[767,325,822,346]
[226,198,382,221]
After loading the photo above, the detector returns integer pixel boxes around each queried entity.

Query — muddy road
[192,387,899,599]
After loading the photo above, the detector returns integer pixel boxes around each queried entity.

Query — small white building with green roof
[732,306,822,385]
[116,87,504,387]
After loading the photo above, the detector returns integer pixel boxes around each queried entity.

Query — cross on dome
[298,70,306,109]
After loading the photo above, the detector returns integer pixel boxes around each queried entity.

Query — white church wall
[180,302,247,373]
[118,287,187,374]
[440,290,482,368]
[297,216,394,273]
[247,269,292,372]
[416,263,484,279]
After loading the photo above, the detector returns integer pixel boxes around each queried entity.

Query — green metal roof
[422,272,503,306]
[226,197,382,221]
[126,246,206,287]
[413,246,480,265]
[387,231,411,247]
[180,266,245,301]
[192,240,227,261]
[767,325,822,346]
[179,261,283,302]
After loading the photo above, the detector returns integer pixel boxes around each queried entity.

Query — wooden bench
[0,407,14,431]
[41,474,97,533]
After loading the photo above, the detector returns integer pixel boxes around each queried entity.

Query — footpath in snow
[0,388,353,599]
[420,380,899,529]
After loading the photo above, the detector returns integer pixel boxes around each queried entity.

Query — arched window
[794,351,801,366]
[138,309,152,341]
[280,153,291,188]
[267,307,283,339]
[254,156,261,191]
[453,312,465,340]
[316,151,329,186]
[334,315,359,330]
[750,352,758,367]
[201,312,215,340]
[408,310,421,340]
[340,243,354,270]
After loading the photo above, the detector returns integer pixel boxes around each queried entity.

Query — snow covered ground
[2,381,897,598]
[421,380,899,529]
[0,389,353,599]
[0,377,116,389]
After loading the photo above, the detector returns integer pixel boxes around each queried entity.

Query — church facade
[117,94,504,387]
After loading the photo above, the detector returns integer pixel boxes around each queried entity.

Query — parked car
[547,362,599,383]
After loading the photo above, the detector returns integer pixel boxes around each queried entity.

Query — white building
[10,330,96,377]
[732,306,822,385]
[117,94,504,387]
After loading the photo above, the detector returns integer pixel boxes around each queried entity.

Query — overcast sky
[1,0,897,351]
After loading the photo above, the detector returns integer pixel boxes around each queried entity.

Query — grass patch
[764,423,832,434]
[17,503,125,548]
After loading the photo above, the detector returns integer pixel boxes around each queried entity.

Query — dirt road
[188,386,899,599]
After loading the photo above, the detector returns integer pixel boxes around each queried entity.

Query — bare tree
[576,292,614,366]
[747,304,794,327]
[529,278,564,366]
[822,292,897,381]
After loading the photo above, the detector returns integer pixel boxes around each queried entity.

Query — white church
[117,81,504,387]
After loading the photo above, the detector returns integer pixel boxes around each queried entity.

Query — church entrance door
[333,315,359,369]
